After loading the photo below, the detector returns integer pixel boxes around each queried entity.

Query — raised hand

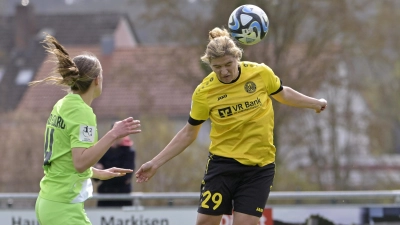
[315,98,327,113]
[112,117,141,138]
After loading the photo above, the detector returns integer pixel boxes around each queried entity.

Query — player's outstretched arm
[135,123,202,183]
[72,117,141,173]
[271,86,327,113]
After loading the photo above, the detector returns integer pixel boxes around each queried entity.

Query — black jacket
[97,145,135,193]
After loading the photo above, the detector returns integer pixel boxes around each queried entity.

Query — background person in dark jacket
[95,135,135,207]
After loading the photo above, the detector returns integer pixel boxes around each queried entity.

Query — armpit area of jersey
[188,116,205,126]
[270,79,283,95]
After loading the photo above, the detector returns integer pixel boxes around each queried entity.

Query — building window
[15,69,34,85]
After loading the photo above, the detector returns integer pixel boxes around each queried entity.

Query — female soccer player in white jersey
[30,35,141,225]
[135,27,327,225]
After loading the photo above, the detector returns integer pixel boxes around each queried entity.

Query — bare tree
[353,1,400,155]
[131,115,209,204]
[0,111,44,193]
[134,0,378,191]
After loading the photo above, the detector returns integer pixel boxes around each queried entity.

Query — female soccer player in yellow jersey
[135,27,327,225]
[30,34,141,225]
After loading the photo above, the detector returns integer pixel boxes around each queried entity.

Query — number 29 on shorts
[201,190,222,210]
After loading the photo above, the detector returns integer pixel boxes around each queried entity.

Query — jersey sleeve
[260,63,283,95]
[189,85,209,121]
[65,107,97,149]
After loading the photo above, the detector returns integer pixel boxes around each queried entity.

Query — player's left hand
[93,167,133,180]
[315,98,327,113]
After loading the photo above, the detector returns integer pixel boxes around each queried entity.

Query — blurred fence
[2,190,400,209]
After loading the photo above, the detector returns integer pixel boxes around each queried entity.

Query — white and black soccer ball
[228,4,269,45]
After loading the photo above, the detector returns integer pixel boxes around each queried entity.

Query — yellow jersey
[190,61,282,166]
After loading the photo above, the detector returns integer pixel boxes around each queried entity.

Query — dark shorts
[197,154,275,217]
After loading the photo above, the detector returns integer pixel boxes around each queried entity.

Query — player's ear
[94,76,100,85]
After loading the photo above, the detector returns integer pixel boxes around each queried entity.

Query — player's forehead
[210,55,236,67]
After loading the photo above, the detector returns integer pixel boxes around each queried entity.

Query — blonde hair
[29,34,101,94]
[200,27,243,65]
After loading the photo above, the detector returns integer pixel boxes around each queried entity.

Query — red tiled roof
[17,46,205,119]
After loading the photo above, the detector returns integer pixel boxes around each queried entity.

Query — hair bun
[68,67,79,75]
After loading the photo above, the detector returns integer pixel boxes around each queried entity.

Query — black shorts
[197,154,275,217]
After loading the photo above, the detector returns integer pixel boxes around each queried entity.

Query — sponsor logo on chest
[217,97,262,118]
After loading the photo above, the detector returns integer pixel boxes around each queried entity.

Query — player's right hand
[315,98,327,113]
[112,117,141,138]
[135,161,157,183]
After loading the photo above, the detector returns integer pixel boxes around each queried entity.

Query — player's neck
[73,90,94,106]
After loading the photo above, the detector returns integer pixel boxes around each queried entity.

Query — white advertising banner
[0,207,198,225]
[0,205,365,225]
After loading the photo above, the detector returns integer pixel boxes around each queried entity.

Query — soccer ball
[228,4,269,45]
